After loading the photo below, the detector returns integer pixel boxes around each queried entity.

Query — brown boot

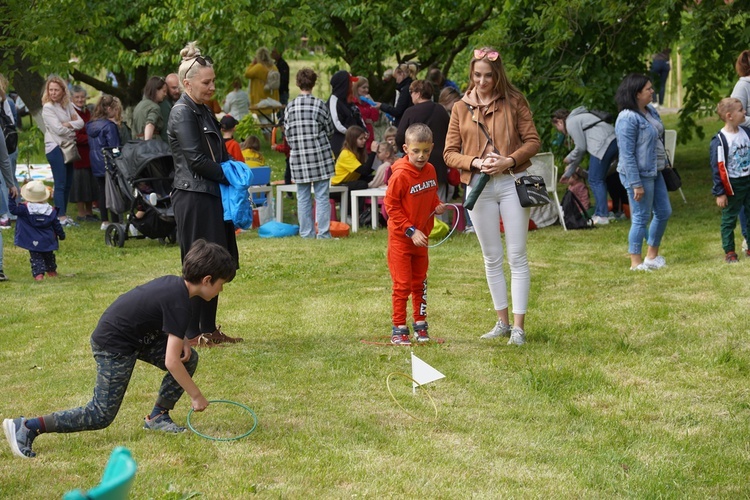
[202,326,243,344]
[187,334,222,348]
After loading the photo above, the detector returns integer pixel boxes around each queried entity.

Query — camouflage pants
[45,337,198,433]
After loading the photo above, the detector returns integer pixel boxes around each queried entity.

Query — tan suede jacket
[444,89,541,185]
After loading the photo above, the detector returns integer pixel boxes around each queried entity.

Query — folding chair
[664,129,686,203]
[63,446,137,500]
[248,166,272,206]
[527,152,566,230]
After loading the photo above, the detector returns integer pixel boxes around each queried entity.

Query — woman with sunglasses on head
[132,76,168,141]
[444,47,540,346]
[168,41,242,346]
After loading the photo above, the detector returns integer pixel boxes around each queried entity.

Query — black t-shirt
[90,275,192,355]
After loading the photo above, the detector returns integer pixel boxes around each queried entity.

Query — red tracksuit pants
[388,236,429,327]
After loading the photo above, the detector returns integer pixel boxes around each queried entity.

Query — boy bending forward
[385,123,446,345]
[4,239,236,458]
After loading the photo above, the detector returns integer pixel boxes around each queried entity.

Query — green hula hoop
[187,399,258,441]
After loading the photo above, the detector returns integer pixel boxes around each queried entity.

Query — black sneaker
[0,271,7,281]
[3,417,37,458]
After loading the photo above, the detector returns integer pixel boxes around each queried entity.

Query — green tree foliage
[0,0,285,110]
[677,1,750,142]
[475,0,748,146]
[1,0,747,146]
[277,0,497,95]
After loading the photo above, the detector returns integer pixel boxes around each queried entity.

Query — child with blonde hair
[710,97,750,263]
[369,141,397,188]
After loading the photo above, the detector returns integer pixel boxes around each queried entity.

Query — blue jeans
[0,228,4,271]
[624,172,672,255]
[740,208,748,241]
[296,180,331,239]
[589,140,619,217]
[47,146,72,217]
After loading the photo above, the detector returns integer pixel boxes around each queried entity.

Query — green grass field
[2,113,750,498]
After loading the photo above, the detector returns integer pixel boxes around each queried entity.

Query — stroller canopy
[115,140,174,183]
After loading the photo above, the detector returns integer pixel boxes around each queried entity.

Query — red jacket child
[384,123,445,345]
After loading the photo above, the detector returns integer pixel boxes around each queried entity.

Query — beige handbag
[60,140,81,164]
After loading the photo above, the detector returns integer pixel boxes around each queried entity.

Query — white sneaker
[630,263,651,272]
[129,225,140,237]
[643,255,666,270]
[100,222,110,231]
[591,215,609,225]
[508,327,526,346]
[743,239,748,253]
[480,320,511,339]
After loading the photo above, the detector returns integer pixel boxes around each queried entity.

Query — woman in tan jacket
[444,47,540,346]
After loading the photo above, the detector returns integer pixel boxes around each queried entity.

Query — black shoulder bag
[463,102,549,209]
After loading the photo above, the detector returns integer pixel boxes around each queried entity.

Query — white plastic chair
[527,152,566,230]
[664,129,686,203]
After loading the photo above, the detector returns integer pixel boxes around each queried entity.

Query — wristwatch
[405,226,416,238]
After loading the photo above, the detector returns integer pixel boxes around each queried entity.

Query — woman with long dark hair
[614,73,672,271]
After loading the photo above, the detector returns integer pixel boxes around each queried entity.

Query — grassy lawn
[3,112,750,498]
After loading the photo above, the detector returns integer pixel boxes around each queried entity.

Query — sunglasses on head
[474,49,500,62]
[186,55,213,74]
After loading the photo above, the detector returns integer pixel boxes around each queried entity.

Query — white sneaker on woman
[643,256,666,270]
[508,327,526,346]
[480,320,511,339]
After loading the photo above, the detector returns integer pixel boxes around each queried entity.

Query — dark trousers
[650,60,670,105]
[172,189,238,336]
[721,176,750,253]
[44,338,198,433]
[29,251,56,277]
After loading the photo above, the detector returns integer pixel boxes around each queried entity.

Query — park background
[2,0,750,498]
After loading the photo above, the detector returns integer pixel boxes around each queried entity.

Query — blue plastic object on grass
[258,220,299,238]
[63,446,137,500]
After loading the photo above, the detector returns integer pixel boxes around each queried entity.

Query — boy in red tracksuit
[385,123,446,345]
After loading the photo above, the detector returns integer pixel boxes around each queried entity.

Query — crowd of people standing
[3,43,749,347]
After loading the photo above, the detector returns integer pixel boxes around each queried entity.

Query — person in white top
[41,75,84,226]
[222,79,250,121]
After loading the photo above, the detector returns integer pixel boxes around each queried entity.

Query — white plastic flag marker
[411,353,445,393]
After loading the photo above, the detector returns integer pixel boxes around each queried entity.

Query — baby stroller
[102,140,177,247]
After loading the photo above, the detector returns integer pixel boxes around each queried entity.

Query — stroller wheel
[105,223,127,247]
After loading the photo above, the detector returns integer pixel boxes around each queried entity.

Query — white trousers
[467,174,530,314]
